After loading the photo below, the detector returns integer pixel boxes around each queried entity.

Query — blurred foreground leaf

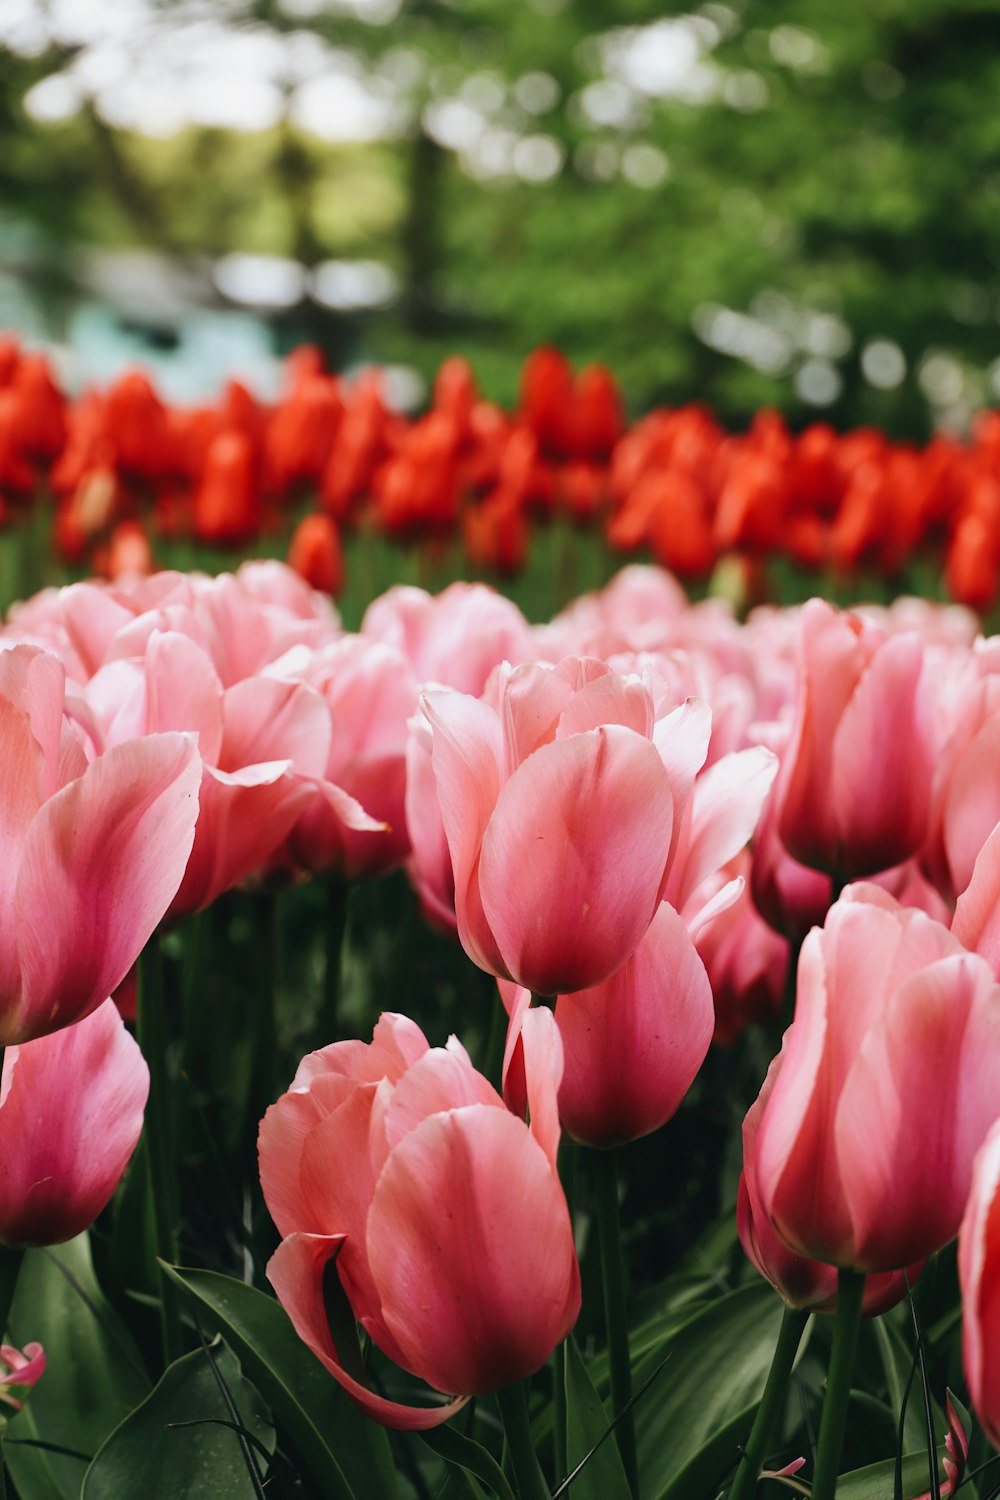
[5,1234,150,1500]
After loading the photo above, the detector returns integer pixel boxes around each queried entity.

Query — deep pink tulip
[0,645,200,1042]
[0,1000,149,1245]
[424,656,711,994]
[753,884,1000,1271]
[501,902,714,1148]
[259,1013,580,1429]
[738,1054,920,1314]
[959,1118,1000,1448]
[775,599,935,878]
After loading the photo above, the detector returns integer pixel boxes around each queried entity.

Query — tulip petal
[14,733,201,1042]
[831,632,931,874]
[480,726,674,994]
[0,1000,148,1245]
[424,692,506,977]
[959,1120,1000,1442]
[267,1233,468,1430]
[556,903,713,1147]
[839,952,1000,1269]
[953,823,1000,976]
[669,746,778,911]
[367,1105,579,1397]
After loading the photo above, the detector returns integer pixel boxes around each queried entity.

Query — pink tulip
[259,1013,579,1429]
[0,1000,149,1246]
[753,884,1000,1271]
[738,1054,919,1314]
[775,599,935,878]
[0,1343,45,1411]
[272,634,419,880]
[694,857,788,1043]
[959,1118,1000,1448]
[0,645,200,1042]
[501,902,714,1148]
[362,581,536,698]
[424,656,711,994]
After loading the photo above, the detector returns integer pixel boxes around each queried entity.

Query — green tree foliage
[3,0,1000,433]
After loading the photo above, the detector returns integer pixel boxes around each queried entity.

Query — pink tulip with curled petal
[0,644,200,1043]
[774,598,936,878]
[0,999,148,1245]
[754,884,1000,1271]
[259,1012,579,1429]
[424,656,711,995]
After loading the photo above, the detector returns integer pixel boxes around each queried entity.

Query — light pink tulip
[501,902,714,1148]
[0,1000,149,1245]
[738,1053,920,1314]
[959,1118,1000,1449]
[271,634,418,880]
[775,599,935,878]
[0,645,200,1042]
[753,884,1000,1271]
[259,1013,579,1429]
[362,581,536,697]
[425,656,711,994]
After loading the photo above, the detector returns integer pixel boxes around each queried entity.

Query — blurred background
[2,0,998,435]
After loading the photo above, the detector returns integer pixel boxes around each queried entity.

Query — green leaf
[655,1404,758,1500]
[558,1336,631,1500]
[5,1234,151,1500]
[630,1281,785,1500]
[82,1344,274,1499]
[837,1450,946,1498]
[420,1421,516,1500]
[163,1265,399,1500]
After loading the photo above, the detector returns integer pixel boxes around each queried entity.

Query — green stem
[554,1340,567,1485]
[496,1382,550,1500]
[728,1305,809,1500]
[244,890,279,1145]
[593,1148,639,1499]
[811,1267,866,1500]
[319,879,349,1042]
[137,936,183,1367]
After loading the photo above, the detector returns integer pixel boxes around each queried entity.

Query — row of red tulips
[5,334,1000,609]
[5,557,1000,1496]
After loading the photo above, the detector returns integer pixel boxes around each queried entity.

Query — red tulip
[259,1012,579,1428]
[753,884,1000,1271]
[0,1000,148,1246]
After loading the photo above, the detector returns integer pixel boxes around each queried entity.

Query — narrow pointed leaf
[558,1336,631,1500]
[420,1422,517,1500]
[163,1265,399,1500]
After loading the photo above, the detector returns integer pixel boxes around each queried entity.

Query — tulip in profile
[0,1000,149,1247]
[0,644,201,1042]
[774,599,935,878]
[0,1343,45,1412]
[752,884,1000,1271]
[259,1012,579,1428]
